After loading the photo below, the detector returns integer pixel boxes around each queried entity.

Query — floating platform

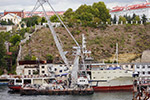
[20,88,94,95]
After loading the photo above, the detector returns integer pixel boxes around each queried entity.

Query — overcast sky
[0,0,148,12]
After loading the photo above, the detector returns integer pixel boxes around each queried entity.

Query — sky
[0,0,148,12]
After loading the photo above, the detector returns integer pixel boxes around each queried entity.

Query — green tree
[0,33,6,68]
[41,17,47,25]
[24,54,32,61]
[0,20,8,25]
[113,15,117,24]
[142,14,147,23]
[7,19,14,25]
[64,8,75,20]
[46,54,53,61]
[22,16,41,27]
[92,2,110,22]
[134,16,140,23]
[50,15,59,22]
[9,34,21,45]
[119,16,126,24]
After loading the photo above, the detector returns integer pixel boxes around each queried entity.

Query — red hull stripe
[8,85,22,90]
[93,85,133,91]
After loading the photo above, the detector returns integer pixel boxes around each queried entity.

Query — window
[28,70,31,75]
[142,72,145,75]
[148,71,150,74]
[54,68,57,71]
[137,66,140,69]
[60,65,62,67]
[142,66,145,68]
[42,66,45,69]
[148,66,150,68]
[93,77,96,79]
[131,65,133,68]
[59,70,62,73]
[80,80,85,82]
[42,71,45,74]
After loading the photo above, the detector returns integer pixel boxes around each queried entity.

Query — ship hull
[93,85,133,91]
[8,85,22,91]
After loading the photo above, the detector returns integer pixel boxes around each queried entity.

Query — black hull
[20,89,94,95]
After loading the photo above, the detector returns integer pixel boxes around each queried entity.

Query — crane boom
[38,0,69,67]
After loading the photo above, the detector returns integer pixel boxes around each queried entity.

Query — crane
[30,0,87,87]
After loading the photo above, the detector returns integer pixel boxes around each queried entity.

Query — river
[0,86,132,100]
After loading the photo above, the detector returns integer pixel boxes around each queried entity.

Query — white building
[0,25,13,32]
[0,13,22,25]
[16,61,73,81]
[134,63,150,77]
[110,1,150,21]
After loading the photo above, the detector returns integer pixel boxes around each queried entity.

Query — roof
[1,13,21,19]
[110,2,150,13]
[25,11,65,18]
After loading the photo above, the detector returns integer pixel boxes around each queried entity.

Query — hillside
[21,24,150,63]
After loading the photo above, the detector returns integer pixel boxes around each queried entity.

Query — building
[0,13,22,25]
[16,61,46,76]
[0,25,13,32]
[134,63,150,77]
[4,10,25,18]
[16,61,72,81]
[110,1,150,20]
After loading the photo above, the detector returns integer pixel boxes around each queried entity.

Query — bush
[46,54,53,61]
[24,54,32,61]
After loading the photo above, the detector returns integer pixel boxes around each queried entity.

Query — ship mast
[113,43,119,65]
[30,0,81,86]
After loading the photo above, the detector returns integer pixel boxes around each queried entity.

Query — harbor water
[0,86,132,100]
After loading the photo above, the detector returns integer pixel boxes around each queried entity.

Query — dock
[133,77,150,100]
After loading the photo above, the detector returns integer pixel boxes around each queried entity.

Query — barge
[20,88,94,95]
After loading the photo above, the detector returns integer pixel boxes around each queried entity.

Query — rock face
[141,50,150,62]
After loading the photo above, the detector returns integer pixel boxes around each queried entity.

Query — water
[0,86,132,100]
